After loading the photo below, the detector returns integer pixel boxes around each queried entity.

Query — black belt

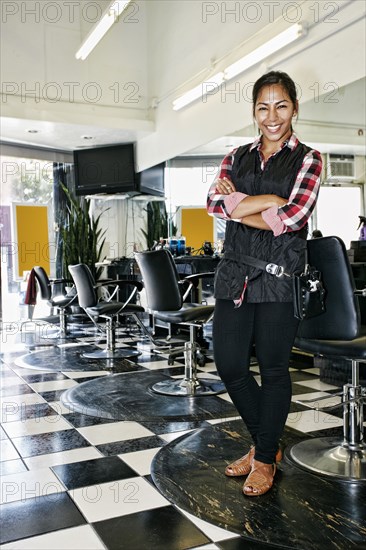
[223,252,292,278]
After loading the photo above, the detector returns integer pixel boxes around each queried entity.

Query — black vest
[214,141,311,302]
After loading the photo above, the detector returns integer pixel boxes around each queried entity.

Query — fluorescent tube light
[224,24,304,81]
[76,0,132,60]
[172,72,225,111]
[172,24,304,110]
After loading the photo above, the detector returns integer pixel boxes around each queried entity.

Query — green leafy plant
[141,201,177,250]
[59,184,107,280]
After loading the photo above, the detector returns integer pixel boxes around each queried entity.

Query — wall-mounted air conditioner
[327,154,355,181]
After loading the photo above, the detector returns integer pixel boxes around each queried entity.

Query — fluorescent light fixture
[172,72,225,111]
[172,24,304,110]
[75,0,132,60]
[224,24,304,81]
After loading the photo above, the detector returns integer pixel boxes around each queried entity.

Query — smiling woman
[207,70,323,498]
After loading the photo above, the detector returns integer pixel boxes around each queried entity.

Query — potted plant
[58,184,106,280]
[141,201,177,250]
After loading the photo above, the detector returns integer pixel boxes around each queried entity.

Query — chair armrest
[179,272,215,302]
[100,279,143,292]
[183,271,215,283]
[95,279,143,304]
[49,278,73,285]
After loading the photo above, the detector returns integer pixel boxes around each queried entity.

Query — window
[0,146,72,322]
[314,184,363,248]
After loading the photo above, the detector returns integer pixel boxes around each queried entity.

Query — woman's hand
[215,177,236,195]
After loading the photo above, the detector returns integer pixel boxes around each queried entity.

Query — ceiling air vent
[328,154,355,181]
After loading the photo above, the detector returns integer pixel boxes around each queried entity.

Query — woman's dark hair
[252,71,298,115]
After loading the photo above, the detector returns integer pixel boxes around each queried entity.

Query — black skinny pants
[213,299,300,464]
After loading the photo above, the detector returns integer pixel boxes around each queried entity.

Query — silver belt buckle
[266,263,284,277]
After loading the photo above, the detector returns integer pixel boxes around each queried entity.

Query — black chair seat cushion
[86,302,144,318]
[48,295,76,308]
[153,303,215,325]
[295,327,366,360]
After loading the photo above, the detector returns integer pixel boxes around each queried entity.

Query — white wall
[1,1,365,168]
[137,0,366,168]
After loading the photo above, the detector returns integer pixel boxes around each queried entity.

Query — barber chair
[288,236,366,480]
[134,249,225,397]
[69,263,143,360]
[31,266,79,339]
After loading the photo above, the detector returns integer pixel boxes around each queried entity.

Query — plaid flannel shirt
[206,134,322,236]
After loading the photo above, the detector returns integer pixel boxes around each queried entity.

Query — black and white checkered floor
[0,322,358,550]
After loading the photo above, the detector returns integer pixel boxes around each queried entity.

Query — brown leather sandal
[225,447,282,477]
[225,446,255,477]
[243,459,276,496]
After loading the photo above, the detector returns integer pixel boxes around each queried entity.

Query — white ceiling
[0,0,365,160]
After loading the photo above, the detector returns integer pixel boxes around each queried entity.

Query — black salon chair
[288,236,366,480]
[31,266,79,339]
[134,249,225,397]
[68,263,144,360]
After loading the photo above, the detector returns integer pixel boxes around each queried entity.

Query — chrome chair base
[82,348,141,360]
[289,437,366,481]
[151,377,226,397]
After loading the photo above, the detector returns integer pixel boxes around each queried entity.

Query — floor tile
[302,367,321,375]
[77,421,154,446]
[293,379,339,391]
[62,412,117,428]
[52,456,136,490]
[0,493,87,545]
[291,391,342,409]
[0,459,28,476]
[93,505,210,550]
[1,402,59,423]
[138,418,211,435]
[24,446,103,470]
[69,476,169,523]
[0,375,24,387]
[1,392,46,407]
[1,467,66,504]
[2,416,73,438]
[48,401,72,415]
[0,524,106,550]
[28,379,78,392]
[178,507,238,542]
[141,359,183,370]
[64,371,109,379]
[0,439,21,461]
[118,447,161,476]
[1,384,35,397]
[97,435,164,456]
[20,372,69,383]
[11,430,91,458]
[286,409,343,432]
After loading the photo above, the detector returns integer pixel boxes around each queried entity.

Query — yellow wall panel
[181,207,213,253]
[14,204,50,278]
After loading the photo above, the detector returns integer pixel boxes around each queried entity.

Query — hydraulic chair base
[289,438,366,480]
[289,359,366,481]
[151,337,226,397]
[83,348,141,360]
[82,317,141,360]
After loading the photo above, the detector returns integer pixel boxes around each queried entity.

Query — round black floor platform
[151,420,366,549]
[14,345,143,372]
[61,370,238,421]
